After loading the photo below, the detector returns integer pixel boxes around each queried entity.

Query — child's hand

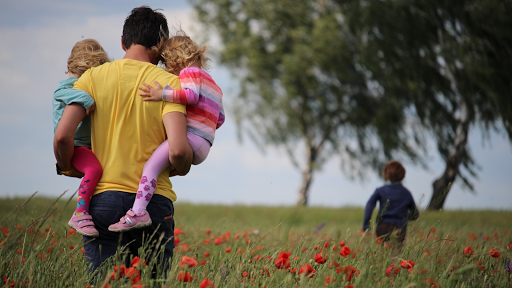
[86,102,96,115]
[139,81,164,101]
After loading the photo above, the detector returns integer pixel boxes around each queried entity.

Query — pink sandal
[68,212,99,237]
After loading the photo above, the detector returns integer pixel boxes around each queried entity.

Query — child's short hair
[382,160,406,183]
[67,39,110,77]
[160,31,210,75]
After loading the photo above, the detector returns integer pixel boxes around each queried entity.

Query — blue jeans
[83,191,175,275]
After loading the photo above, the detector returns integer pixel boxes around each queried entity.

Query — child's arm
[54,84,95,114]
[362,190,379,232]
[408,198,420,221]
[139,81,200,105]
[216,105,225,129]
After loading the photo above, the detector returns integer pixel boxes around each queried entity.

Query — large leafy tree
[192,0,424,205]
[345,0,512,210]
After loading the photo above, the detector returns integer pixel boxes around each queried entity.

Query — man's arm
[54,103,86,171]
[163,112,193,175]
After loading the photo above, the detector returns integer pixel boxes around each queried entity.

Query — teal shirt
[53,77,94,148]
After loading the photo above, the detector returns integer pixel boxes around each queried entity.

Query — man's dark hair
[122,6,169,50]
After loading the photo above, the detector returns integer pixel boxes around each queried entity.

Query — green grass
[1,195,511,287]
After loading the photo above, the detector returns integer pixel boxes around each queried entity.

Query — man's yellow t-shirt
[74,59,185,201]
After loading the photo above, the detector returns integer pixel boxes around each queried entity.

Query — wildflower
[315,253,328,264]
[298,264,316,278]
[204,252,210,257]
[177,271,193,282]
[324,241,330,248]
[225,247,231,253]
[345,285,354,288]
[124,267,139,279]
[69,245,74,250]
[400,260,415,269]
[214,238,221,245]
[340,241,346,247]
[489,248,500,258]
[376,238,383,244]
[275,251,291,269]
[339,246,351,258]
[174,237,180,246]
[179,256,198,268]
[328,260,340,269]
[385,265,400,277]
[463,246,474,257]
[174,228,184,235]
[324,276,335,285]
[15,225,23,230]
[200,278,215,288]
[337,265,358,282]
[131,256,146,268]
[506,259,511,274]
[206,229,211,234]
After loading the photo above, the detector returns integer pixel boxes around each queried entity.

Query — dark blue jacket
[362,183,419,232]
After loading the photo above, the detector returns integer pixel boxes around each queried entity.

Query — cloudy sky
[1,0,511,210]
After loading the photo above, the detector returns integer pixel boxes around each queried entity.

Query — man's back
[74,59,185,201]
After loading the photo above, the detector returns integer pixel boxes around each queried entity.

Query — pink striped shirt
[162,66,224,144]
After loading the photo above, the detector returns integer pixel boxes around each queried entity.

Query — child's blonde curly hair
[67,39,110,77]
[160,31,210,75]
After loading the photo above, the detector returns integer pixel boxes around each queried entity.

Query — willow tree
[192,0,423,205]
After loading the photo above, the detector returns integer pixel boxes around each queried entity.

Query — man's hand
[139,81,165,101]
[86,102,96,115]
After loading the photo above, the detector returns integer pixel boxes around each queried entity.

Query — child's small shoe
[68,212,99,237]
[108,209,152,232]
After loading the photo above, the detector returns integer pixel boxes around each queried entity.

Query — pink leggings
[131,132,210,214]
[72,146,102,213]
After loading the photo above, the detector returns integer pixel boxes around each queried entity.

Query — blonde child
[108,32,225,232]
[362,160,419,244]
[53,39,109,237]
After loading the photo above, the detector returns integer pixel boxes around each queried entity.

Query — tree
[192,0,425,205]
[342,0,512,210]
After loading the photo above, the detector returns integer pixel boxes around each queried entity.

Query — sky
[0,0,511,210]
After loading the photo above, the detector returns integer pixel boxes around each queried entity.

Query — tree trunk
[427,104,470,210]
[296,146,316,206]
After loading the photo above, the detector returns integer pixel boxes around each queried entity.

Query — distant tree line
[191,0,512,208]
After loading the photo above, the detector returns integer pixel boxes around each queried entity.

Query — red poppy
[200,278,215,288]
[214,238,221,245]
[376,238,383,244]
[177,271,193,282]
[206,229,211,234]
[385,265,400,277]
[463,246,474,257]
[339,246,351,258]
[337,265,357,282]
[179,256,198,268]
[489,248,500,258]
[324,276,335,285]
[225,247,231,253]
[339,241,345,247]
[174,237,181,246]
[174,228,184,235]
[400,260,415,269]
[131,256,146,268]
[204,252,210,258]
[298,264,316,278]
[275,252,291,269]
[315,253,328,264]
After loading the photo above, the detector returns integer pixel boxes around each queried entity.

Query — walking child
[108,32,225,232]
[362,160,419,244]
[53,39,110,237]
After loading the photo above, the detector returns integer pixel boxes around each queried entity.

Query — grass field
[1,193,511,287]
